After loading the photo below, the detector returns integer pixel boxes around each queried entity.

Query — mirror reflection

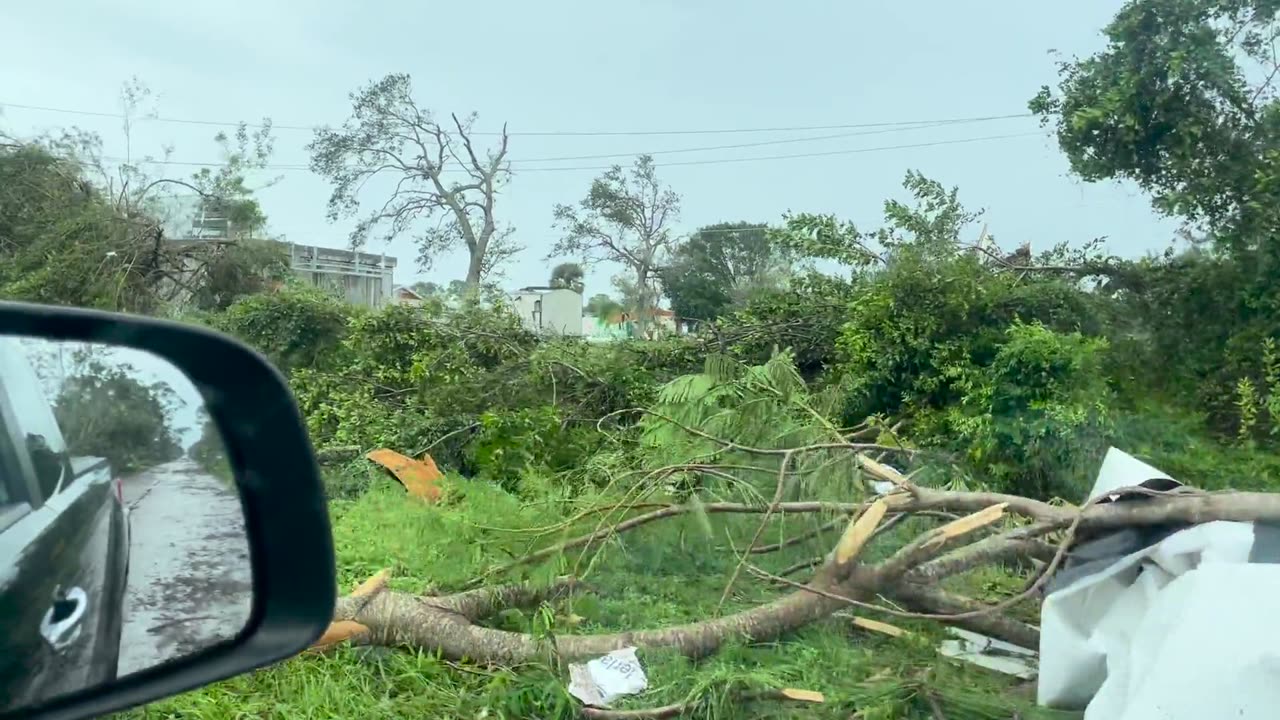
[0,335,251,713]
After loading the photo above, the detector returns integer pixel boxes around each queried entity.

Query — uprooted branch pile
[314,433,1280,672]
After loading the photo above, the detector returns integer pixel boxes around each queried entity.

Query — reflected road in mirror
[0,335,252,714]
[118,457,251,677]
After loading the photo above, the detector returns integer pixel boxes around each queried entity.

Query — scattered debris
[364,449,443,502]
[568,647,648,708]
[1038,448,1280,718]
[317,444,1280,718]
[939,628,1037,680]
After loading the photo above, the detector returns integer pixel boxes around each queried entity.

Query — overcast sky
[0,0,1178,294]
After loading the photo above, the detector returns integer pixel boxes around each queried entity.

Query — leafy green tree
[176,121,290,311]
[309,73,517,285]
[824,173,1110,498]
[189,408,232,481]
[446,279,470,298]
[0,142,153,310]
[1029,0,1279,241]
[551,155,681,333]
[54,358,184,474]
[836,173,1102,416]
[408,280,475,302]
[549,262,585,293]
[721,271,857,377]
[585,293,624,321]
[411,281,442,297]
[1029,0,1280,429]
[189,238,290,311]
[659,222,790,322]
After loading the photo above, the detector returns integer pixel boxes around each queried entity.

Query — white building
[157,195,397,309]
[510,286,583,336]
[286,244,396,309]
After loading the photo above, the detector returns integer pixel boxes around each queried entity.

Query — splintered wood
[835,498,890,565]
[308,568,392,651]
[924,503,1009,550]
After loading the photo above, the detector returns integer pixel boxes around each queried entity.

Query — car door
[0,340,120,712]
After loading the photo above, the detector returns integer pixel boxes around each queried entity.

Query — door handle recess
[40,586,88,651]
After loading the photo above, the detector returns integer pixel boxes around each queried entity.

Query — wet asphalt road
[118,459,253,678]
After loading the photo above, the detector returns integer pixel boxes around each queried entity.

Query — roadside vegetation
[7,0,1280,717]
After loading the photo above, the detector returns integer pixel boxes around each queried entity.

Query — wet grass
[113,464,1075,720]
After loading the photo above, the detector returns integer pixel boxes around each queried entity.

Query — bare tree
[551,155,680,334]
[309,73,516,286]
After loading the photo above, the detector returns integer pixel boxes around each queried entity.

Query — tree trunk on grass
[333,576,865,663]
[316,454,1280,665]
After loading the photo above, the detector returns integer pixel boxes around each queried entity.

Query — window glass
[0,338,69,498]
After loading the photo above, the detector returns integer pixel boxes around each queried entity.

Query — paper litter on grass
[567,647,648,708]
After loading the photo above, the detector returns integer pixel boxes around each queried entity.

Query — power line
[107,118,1034,169]
[515,118,1027,163]
[517,132,1050,171]
[0,99,1033,137]
[108,131,1049,174]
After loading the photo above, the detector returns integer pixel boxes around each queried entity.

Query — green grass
[114,463,1082,720]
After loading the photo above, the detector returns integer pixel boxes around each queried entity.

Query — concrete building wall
[162,233,399,310]
[286,244,396,309]
[510,288,583,336]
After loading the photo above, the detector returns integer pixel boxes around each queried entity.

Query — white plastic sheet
[1037,448,1280,718]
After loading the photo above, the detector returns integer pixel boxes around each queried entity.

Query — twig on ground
[579,689,825,719]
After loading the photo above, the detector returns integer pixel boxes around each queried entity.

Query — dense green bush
[215,281,354,373]
[833,250,1112,499]
[924,321,1113,500]
[720,271,856,378]
[837,249,1102,422]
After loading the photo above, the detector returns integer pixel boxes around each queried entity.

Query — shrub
[215,281,353,373]
[924,321,1113,500]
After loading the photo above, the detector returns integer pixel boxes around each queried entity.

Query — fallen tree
[297,363,1280,720]
[315,448,1275,666]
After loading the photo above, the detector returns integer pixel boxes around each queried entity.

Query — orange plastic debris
[365,448,443,502]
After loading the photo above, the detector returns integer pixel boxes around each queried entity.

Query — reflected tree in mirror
[188,407,232,486]
[52,353,184,475]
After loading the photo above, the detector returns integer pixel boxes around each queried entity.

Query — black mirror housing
[0,301,336,720]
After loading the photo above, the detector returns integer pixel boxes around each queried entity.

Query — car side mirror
[0,301,336,720]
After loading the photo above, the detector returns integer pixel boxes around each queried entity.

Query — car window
[0,401,32,529]
[0,340,69,498]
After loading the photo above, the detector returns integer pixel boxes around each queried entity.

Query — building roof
[514,285,583,295]
[288,243,397,268]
